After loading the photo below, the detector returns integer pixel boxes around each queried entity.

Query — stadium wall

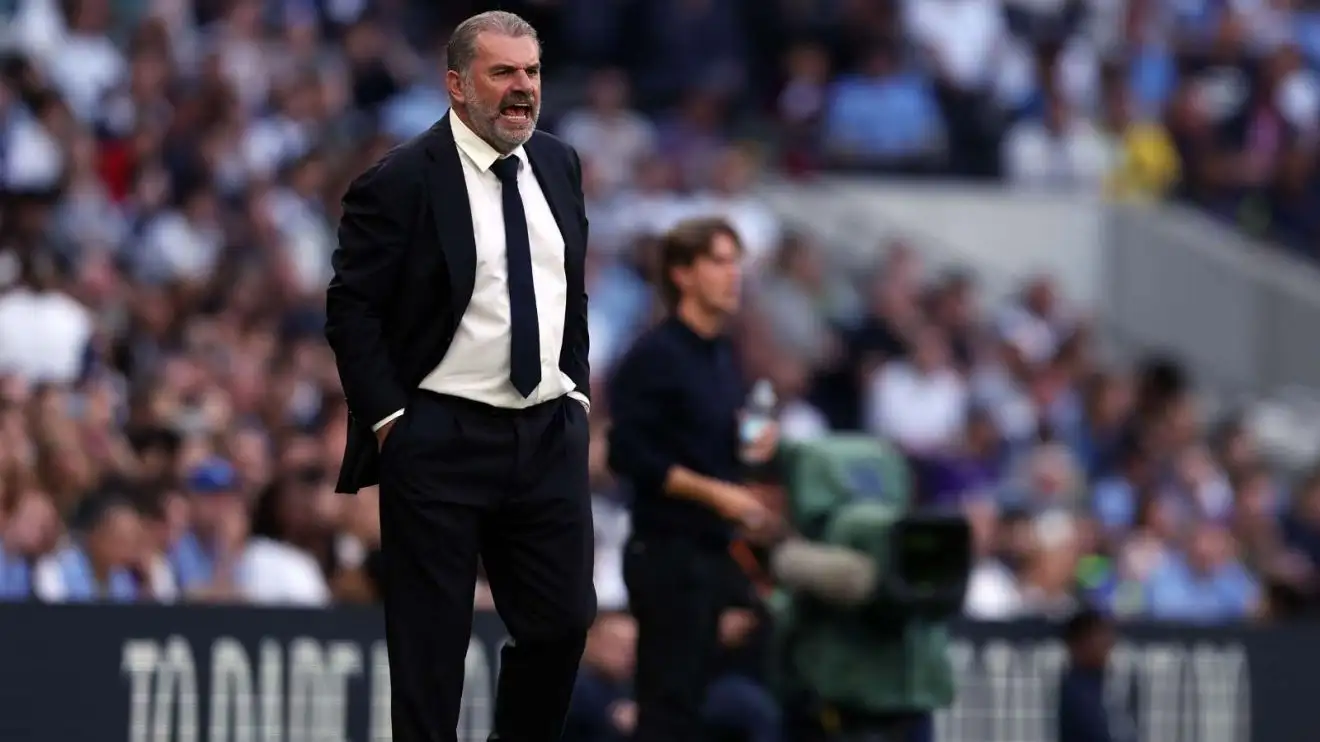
[0,604,1306,742]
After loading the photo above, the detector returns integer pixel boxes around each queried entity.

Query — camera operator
[608,217,779,742]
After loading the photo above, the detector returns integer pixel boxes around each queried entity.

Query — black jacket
[325,114,590,493]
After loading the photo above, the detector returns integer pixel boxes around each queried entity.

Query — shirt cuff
[566,391,590,414]
[373,409,405,432]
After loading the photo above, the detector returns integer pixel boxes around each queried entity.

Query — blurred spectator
[1284,466,1320,571]
[964,497,1019,619]
[768,355,829,443]
[754,233,836,366]
[1091,438,1156,537]
[904,0,1008,177]
[687,146,783,266]
[1003,440,1084,512]
[822,41,947,172]
[566,613,639,742]
[170,457,328,606]
[864,324,968,454]
[33,493,148,602]
[559,69,656,198]
[589,418,631,614]
[1099,62,1182,200]
[1144,522,1260,622]
[1120,490,1177,572]
[1016,509,1085,617]
[778,42,832,172]
[0,253,94,384]
[1004,81,1110,190]
[46,0,126,123]
[0,491,61,599]
[565,608,780,742]
[918,406,1004,510]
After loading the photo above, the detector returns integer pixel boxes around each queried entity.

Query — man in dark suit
[325,11,594,742]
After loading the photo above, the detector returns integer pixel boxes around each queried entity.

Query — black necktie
[490,156,542,397]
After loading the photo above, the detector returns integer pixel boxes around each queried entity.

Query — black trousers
[624,534,737,742]
[378,391,597,742]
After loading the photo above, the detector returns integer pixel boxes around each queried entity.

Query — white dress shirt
[375,114,586,430]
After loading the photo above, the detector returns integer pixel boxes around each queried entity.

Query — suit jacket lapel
[423,114,477,322]
[526,138,584,272]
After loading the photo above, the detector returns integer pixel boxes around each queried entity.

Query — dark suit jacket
[325,114,591,494]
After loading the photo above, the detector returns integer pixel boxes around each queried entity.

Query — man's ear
[668,265,689,294]
[445,70,465,104]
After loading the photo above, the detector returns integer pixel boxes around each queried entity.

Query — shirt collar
[450,110,527,174]
[667,315,727,350]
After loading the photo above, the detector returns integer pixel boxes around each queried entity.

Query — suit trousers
[624,534,739,742]
[378,391,596,742]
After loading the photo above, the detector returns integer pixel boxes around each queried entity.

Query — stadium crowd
[0,0,1319,646]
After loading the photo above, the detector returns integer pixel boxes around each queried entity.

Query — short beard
[460,75,537,154]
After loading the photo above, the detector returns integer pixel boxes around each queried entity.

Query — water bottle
[740,379,778,464]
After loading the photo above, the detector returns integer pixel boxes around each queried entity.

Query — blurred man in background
[1058,607,1128,742]
[609,217,779,742]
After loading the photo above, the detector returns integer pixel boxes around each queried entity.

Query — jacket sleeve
[325,159,415,429]
[567,144,591,401]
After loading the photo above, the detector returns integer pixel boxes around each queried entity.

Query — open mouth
[500,104,533,122]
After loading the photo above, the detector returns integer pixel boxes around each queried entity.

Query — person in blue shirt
[1089,440,1156,537]
[0,491,60,600]
[822,41,945,172]
[169,457,251,601]
[32,494,144,603]
[0,535,33,599]
[1144,523,1259,623]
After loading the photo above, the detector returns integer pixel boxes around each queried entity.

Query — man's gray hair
[446,11,539,76]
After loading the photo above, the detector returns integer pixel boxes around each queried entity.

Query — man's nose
[510,71,535,91]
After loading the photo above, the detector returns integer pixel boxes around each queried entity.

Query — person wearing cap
[170,457,328,605]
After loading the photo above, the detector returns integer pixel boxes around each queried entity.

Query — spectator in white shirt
[137,178,225,285]
[905,0,1007,94]
[1004,86,1110,191]
[592,495,631,612]
[997,276,1076,366]
[770,354,830,443]
[209,0,274,115]
[608,156,695,248]
[0,254,94,385]
[687,146,782,267]
[558,69,657,198]
[866,324,968,453]
[963,498,1022,619]
[904,0,1009,177]
[44,0,126,123]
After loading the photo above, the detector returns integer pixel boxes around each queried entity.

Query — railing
[0,604,1308,742]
